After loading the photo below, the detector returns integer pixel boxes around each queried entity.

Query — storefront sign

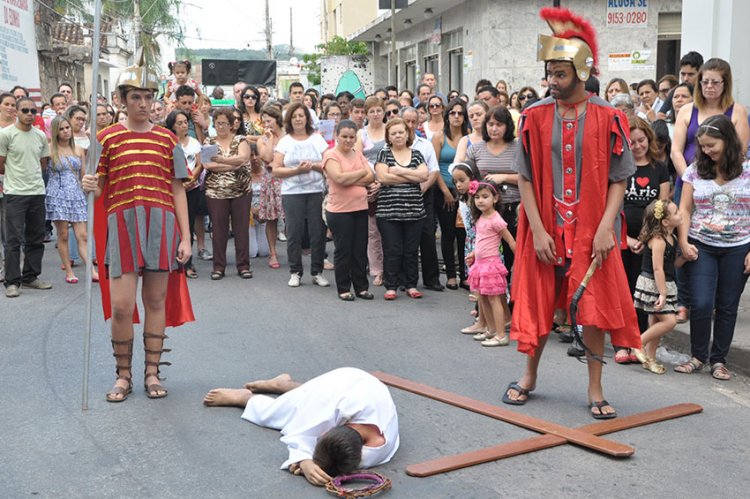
[607,49,654,72]
[606,0,649,28]
[0,0,41,93]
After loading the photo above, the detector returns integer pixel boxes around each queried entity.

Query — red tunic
[94,123,194,327]
[510,99,641,356]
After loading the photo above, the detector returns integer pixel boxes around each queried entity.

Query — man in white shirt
[203,368,399,486]
[400,106,444,290]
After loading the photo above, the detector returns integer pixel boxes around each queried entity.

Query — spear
[82,0,103,411]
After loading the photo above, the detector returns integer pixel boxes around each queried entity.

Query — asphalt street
[2,238,749,498]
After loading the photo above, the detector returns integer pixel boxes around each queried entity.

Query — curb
[663,326,750,379]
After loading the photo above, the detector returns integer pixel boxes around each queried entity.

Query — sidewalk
[663,287,750,377]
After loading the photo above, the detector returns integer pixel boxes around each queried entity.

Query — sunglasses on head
[20,108,38,115]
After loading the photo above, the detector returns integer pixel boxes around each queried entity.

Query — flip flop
[502,381,531,406]
[65,276,79,284]
[590,400,617,420]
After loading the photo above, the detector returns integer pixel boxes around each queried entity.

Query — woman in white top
[65,105,90,151]
[271,102,330,287]
[167,110,203,278]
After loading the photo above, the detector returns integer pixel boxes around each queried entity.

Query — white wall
[682,0,750,106]
[368,0,685,95]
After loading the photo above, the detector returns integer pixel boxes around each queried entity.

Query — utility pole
[289,7,294,58]
[390,0,396,86]
[322,0,329,42]
[265,0,273,59]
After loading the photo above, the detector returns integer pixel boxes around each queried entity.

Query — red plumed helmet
[537,7,599,80]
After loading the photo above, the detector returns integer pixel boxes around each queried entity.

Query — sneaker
[278,233,287,242]
[198,249,213,261]
[23,279,53,290]
[5,284,20,298]
[288,273,301,287]
[311,274,330,287]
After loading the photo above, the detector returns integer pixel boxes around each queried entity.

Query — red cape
[510,98,641,356]
[93,191,195,328]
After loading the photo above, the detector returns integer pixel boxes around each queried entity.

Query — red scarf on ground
[510,99,641,356]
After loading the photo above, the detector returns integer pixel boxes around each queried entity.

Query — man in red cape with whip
[83,51,194,403]
[504,7,641,419]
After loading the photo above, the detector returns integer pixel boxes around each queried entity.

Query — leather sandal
[711,362,731,380]
[143,332,171,399]
[643,358,666,374]
[674,357,703,374]
[106,338,133,403]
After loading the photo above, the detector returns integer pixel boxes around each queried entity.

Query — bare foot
[244,373,292,393]
[203,388,253,407]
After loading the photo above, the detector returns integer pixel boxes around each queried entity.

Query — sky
[179,0,322,53]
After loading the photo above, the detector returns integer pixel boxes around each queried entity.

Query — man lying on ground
[203,367,400,485]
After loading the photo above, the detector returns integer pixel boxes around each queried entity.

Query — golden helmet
[536,7,599,82]
[116,48,159,91]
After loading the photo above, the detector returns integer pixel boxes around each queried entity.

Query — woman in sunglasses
[423,95,445,141]
[516,86,540,109]
[239,85,264,141]
[384,99,401,123]
[432,98,470,290]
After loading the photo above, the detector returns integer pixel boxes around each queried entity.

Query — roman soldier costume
[510,7,641,356]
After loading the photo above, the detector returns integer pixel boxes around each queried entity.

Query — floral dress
[258,161,284,221]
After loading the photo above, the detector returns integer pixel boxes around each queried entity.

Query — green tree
[53,1,184,66]
[303,53,321,86]
[317,36,369,56]
[303,36,369,86]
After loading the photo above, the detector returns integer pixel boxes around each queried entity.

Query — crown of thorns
[325,471,392,498]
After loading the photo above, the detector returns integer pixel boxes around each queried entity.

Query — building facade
[334,0,683,96]
[320,0,379,43]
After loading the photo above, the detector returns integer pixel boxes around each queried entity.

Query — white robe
[241,367,400,470]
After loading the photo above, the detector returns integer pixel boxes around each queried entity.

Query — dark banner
[201,59,277,86]
[378,0,408,9]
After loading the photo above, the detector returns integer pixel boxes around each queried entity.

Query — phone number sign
[606,0,648,28]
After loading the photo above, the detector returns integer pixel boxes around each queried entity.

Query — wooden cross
[372,371,702,477]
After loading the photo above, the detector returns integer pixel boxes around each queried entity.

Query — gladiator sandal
[106,338,133,403]
[143,332,171,399]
